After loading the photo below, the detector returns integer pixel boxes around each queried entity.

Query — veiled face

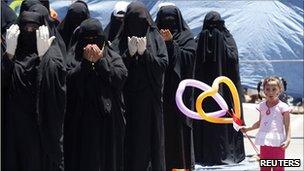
[124,1,150,37]
[203,11,225,31]
[81,35,105,50]
[17,11,44,53]
[125,17,148,37]
[157,6,179,33]
[21,23,39,32]
[158,15,177,31]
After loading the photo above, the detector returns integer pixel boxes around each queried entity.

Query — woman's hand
[83,44,104,62]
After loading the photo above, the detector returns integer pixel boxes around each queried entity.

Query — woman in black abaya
[2,11,66,170]
[64,18,127,171]
[155,4,196,170]
[57,0,90,49]
[193,11,245,166]
[111,2,168,170]
[105,1,129,42]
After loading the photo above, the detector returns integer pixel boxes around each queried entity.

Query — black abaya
[155,5,196,170]
[2,11,66,170]
[64,18,127,171]
[111,2,168,170]
[193,11,245,166]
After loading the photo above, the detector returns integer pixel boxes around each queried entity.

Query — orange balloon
[195,76,241,124]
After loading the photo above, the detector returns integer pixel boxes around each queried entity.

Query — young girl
[241,76,291,171]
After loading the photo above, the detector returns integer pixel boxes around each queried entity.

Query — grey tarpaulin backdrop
[36,0,304,99]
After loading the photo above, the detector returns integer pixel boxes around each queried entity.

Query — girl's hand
[239,126,248,133]
[281,139,290,149]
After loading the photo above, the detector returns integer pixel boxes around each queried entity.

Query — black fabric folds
[19,0,42,14]
[1,1,17,54]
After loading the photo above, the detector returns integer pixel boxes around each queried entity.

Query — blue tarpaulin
[12,0,304,99]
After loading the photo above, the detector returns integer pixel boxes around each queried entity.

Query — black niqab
[57,0,90,48]
[75,18,107,61]
[19,0,42,14]
[156,5,190,35]
[123,2,153,37]
[202,11,225,31]
[16,11,44,56]
[105,13,124,42]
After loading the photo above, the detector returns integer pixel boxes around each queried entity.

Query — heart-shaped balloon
[175,79,228,120]
[195,76,241,124]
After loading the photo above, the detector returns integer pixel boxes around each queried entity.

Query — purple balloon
[175,79,228,120]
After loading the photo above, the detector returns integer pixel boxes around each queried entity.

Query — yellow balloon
[195,76,241,124]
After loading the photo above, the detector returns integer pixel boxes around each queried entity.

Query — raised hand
[137,37,147,55]
[83,44,104,63]
[36,25,55,58]
[6,24,20,58]
[160,29,173,42]
[128,36,138,57]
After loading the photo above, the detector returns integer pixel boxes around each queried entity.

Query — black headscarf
[75,18,107,61]
[104,12,124,42]
[122,1,154,37]
[115,1,157,53]
[39,0,50,12]
[57,0,90,48]
[196,11,228,62]
[19,0,42,14]
[29,4,67,60]
[65,18,107,71]
[155,5,190,35]
[16,11,44,56]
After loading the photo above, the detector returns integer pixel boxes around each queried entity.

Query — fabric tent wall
[48,0,303,99]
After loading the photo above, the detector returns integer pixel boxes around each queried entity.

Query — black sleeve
[94,49,128,90]
[119,49,138,69]
[165,36,196,79]
[139,32,168,84]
